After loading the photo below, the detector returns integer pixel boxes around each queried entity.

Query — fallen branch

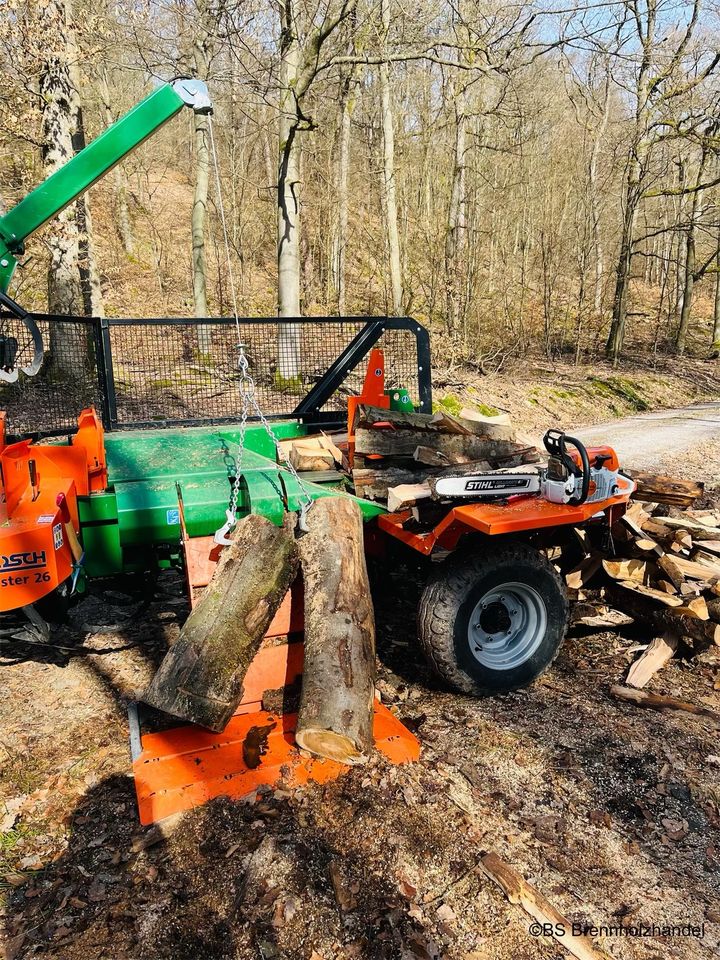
[479,852,610,960]
[610,685,720,725]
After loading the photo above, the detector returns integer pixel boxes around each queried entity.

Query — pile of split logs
[350,404,539,511]
[143,496,376,766]
[568,472,720,690]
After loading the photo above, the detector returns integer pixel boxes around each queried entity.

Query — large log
[143,514,299,731]
[296,497,376,765]
[354,426,533,464]
[626,470,703,507]
[355,403,516,441]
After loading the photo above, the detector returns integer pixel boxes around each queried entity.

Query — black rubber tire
[418,540,568,696]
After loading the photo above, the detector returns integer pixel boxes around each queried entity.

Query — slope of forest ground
[2,373,720,960]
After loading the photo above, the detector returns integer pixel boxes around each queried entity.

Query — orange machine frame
[378,455,634,556]
[0,407,106,611]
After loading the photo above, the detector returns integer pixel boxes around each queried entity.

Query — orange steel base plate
[132,642,420,825]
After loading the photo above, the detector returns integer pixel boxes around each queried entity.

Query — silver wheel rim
[467,581,547,671]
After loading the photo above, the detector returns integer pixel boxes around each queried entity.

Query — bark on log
[610,684,720,724]
[355,403,516,441]
[626,470,703,507]
[352,465,436,501]
[143,514,299,731]
[296,496,375,764]
[606,583,720,651]
[354,426,532,464]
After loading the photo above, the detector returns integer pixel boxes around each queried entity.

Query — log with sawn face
[143,513,299,732]
[295,496,376,765]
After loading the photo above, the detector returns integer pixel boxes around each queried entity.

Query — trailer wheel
[418,541,567,696]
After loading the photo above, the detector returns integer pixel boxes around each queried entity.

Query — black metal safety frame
[0,314,431,438]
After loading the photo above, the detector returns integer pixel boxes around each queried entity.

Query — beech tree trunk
[144,514,299,732]
[277,0,303,382]
[379,0,403,316]
[296,497,376,764]
[41,0,103,377]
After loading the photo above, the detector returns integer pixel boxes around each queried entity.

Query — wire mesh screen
[0,314,102,437]
[0,315,430,437]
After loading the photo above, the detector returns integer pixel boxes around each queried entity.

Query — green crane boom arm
[0,78,212,294]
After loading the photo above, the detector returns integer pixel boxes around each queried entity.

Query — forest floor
[2,362,720,960]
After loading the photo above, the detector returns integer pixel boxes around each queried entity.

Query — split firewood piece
[614,580,683,607]
[660,553,720,583]
[575,607,634,628]
[319,432,344,464]
[566,553,603,591]
[295,497,376,765]
[640,518,674,540]
[143,514,299,732]
[606,583,720,650]
[658,516,720,540]
[692,539,720,557]
[387,482,433,513]
[479,852,609,960]
[352,466,436,501]
[610,684,720,725]
[657,579,678,595]
[289,439,336,472]
[673,596,709,620]
[624,471,703,507]
[626,632,679,689]
[602,559,647,583]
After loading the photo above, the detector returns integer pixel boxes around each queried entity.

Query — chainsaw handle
[563,435,591,506]
[543,430,591,506]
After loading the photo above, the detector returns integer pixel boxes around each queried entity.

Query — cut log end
[295,728,369,765]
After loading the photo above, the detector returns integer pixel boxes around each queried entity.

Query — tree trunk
[99,69,133,256]
[191,13,214,356]
[445,79,468,334]
[143,514,299,732]
[379,0,403,316]
[296,497,375,764]
[332,64,361,316]
[41,0,102,377]
[276,0,303,383]
[712,241,720,356]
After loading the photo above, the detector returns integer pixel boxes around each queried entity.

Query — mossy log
[143,514,299,732]
[295,497,376,765]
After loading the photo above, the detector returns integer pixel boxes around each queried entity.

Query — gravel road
[574,402,720,481]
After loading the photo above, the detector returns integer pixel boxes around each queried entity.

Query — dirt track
[2,409,720,960]
[576,403,720,480]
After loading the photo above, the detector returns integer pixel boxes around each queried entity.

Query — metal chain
[208,119,314,541]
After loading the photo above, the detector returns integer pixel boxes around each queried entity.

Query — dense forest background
[2,0,720,369]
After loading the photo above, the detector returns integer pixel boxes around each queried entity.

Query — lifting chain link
[214,343,314,545]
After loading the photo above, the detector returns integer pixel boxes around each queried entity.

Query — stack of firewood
[351,404,539,510]
[566,472,720,686]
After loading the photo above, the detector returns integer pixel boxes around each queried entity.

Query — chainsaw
[433,430,622,507]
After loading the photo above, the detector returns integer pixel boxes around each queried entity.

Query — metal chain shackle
[208,116,314,545]
[214,343,315,545]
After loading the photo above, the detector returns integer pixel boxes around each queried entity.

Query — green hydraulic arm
[0,78,212,295]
